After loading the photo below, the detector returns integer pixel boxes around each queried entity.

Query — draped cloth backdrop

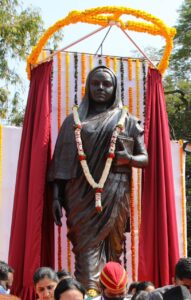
[138,68,179,287]
[7,60,180,299]
[8,61,54,299]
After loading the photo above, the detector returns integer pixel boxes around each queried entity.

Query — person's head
[99,261,128,300]
[133,290,149,300]
[0,261,14,290]
[33,267,59,300]
[0,261,9,289]
[175,258,191,292]
[128,282,140,295]
[54,278,86,300]
[163,285,191,300]
[56,269,73,281]
[86,66,117,107]
[136,281,155,293]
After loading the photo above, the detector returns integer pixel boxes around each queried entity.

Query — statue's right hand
[52,199,63,226]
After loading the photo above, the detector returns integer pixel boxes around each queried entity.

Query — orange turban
[100,262,128,294]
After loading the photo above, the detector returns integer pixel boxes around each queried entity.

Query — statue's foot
[86,288,100,298]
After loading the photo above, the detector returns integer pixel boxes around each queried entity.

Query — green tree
[163,0,191,256]
[170,0,191,79]
[0,0,63,125]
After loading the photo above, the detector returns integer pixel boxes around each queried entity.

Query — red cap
[100,262,128,294]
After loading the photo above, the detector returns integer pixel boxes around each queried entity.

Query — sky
[19,0,184,99]
[22,0,183,53]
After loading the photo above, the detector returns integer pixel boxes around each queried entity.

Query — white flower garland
[73,105,128,212]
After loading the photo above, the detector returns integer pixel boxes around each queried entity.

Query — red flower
[108,152,115,159]
[74,124,82,129]
[95,188,103,193]
[96,206,102,213]
[79,155,86,161]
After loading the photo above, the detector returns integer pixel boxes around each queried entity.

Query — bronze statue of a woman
[48,65,148,293]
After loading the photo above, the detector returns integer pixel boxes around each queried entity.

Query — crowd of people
[1,258,191,300]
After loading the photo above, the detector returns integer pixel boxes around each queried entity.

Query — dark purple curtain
[8,61,54,300]
[138,68,180,287]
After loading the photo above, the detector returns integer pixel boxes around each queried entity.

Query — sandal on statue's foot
[86,289,99,298]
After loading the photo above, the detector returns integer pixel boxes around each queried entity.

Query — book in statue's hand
[116,134,134,155]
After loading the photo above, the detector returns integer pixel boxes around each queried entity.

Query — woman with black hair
[54,278,85,300]
[33,267,58,300]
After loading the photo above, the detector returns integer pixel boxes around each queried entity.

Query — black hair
[0,261,14,273]
[0,261,9,281]
[175,258,191,280]
[33,267,59,285]
[54,278,86,300]
[128,282,140,294]
[56,269,72,280]
[136,281,155,292]
[134,291,149,300]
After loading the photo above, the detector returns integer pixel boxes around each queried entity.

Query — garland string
[120,58,124,105]
[57,52,62,270]
[130,168,136,281]
[65,52,70,116]
[89,54,93,71]
[135,59,141,236]
[106,56,110,68]
[142,60,146,124]
[179,140,187,256]
[113,57,117,74]
[74,53,78,106]
[81,53,86,98]
[128,87,133,114]
[73,105,128,212]
[128,58,133,81]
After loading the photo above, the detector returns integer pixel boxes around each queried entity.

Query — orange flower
[26,6,176,79]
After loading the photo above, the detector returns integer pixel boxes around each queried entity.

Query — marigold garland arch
[26,6,176,79]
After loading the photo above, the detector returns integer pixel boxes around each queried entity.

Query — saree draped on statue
[49,103,144,289]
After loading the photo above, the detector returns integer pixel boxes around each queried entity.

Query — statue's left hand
[114,140,132,166]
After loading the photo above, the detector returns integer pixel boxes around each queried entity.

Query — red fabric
[8,61,54,300]
[138,68,180,287]
[100,262,128,293]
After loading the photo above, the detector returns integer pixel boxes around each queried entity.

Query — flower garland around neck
[73,105,128,212]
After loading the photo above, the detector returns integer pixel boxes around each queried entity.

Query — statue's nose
[98,82,104,90]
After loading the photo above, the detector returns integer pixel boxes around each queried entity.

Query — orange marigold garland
[113,57,117,74]
[130,168,136,281]
[179,140,187,256]
[135,59,140,118]
[128,58,133,81]
[81,53,86,98]
[57,52,62,269]
[137,169,141,235]
[57,226,62,270]
[106,56,110,68]
[26,6,176,79]
[89,54,93,71]
[57,52,62,129]
[128,87,133,114]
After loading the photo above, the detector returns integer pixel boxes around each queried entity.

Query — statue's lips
[95,92,106,97]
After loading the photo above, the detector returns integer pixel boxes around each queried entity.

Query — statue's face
[89,70,115,104]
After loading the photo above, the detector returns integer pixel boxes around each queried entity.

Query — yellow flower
[26,6,176,79]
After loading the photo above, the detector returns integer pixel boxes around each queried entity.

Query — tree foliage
[163,0,191,256]
[0,0,63,125]
[170,0,191,79]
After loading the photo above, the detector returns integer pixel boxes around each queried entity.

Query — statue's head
[78,65,119,121]
[85,66,117,107]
